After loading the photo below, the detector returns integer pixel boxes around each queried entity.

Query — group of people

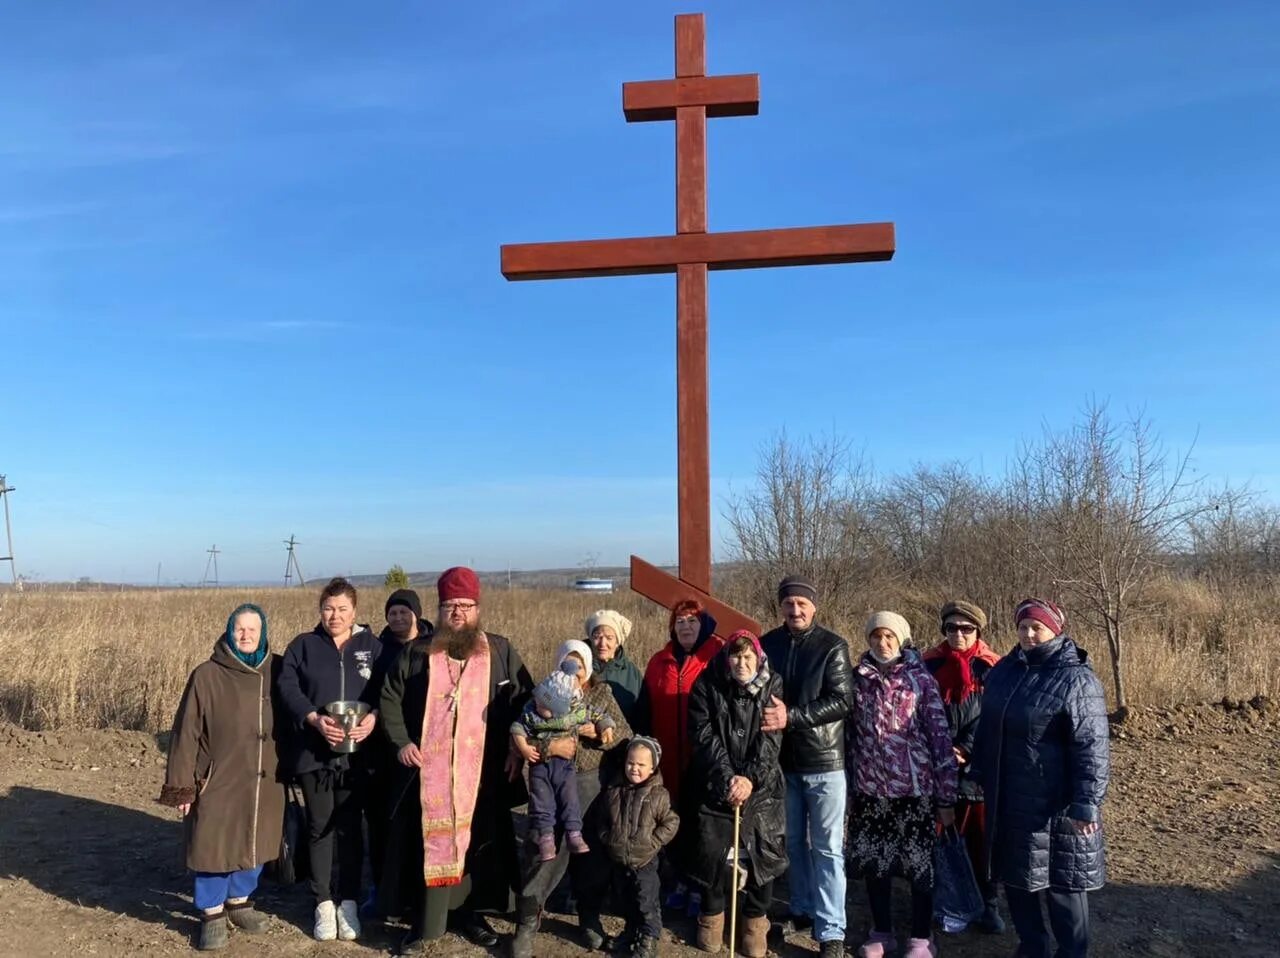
[160,568,1111,958]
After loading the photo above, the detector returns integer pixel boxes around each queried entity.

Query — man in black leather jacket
[759,576,854,958]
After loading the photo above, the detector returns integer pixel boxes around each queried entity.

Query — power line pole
[201,544,220,588]
[0,475,16,585]
[283,535,305,588]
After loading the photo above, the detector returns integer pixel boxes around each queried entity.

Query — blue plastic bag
[933,828,984,929]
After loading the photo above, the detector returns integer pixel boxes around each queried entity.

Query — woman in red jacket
[633,598,721,914]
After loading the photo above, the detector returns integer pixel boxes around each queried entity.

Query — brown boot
[696,911,725,953]
[739,914,770,958]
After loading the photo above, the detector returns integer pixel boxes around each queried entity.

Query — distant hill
[341,566,640,590]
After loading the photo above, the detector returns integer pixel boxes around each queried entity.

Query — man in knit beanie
[759,576,854,956]
[367,587,434,918]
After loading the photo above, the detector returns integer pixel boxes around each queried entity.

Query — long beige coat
[159,640,285,873]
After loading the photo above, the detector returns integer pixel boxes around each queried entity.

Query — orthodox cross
[501,13,894,634]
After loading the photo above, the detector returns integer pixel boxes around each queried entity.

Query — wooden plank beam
[676,263,710,592]
[501,222,896,280]
[623,75,760,122]
[630,556,762,638]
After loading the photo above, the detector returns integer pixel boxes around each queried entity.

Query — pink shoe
[858,930,897,958]
[536,832,557,861]
[903,936,937,958]
[565,830,590,854]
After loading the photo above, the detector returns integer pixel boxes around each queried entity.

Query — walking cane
[728,802,742,958]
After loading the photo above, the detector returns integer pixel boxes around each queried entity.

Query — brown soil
[1,702,1278,958]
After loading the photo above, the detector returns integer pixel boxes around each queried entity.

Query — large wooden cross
[501,13,894,635]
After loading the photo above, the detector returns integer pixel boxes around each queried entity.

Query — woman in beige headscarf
[585,609,642,722]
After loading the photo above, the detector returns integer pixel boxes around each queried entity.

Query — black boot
[449,910,498,948]
[978,899,1006,933]
[817,939,846,958]
[630,933,659,958]
[580,911,610,951]
[196,913,229,951]
[225,901,269,934]
[510,914,539,958]
[611,924,637,954]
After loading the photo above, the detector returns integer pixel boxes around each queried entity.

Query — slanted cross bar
[501,13,894,625]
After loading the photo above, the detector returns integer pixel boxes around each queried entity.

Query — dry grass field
[0,581,1276,734]
[1,584,1279,957]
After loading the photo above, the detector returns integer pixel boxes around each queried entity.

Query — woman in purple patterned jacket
[846,611,959,958]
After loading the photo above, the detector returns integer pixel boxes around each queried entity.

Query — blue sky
[2,2,1277,584]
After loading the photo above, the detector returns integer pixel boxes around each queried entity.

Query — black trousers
[516,768,605,921]
[702,873,773,919]
[299,768,367,903]
[1005,886,1089,958]
[617,858,662,939]
[366,760,394,893]
[866,874,933,941]
[579,857,661,939]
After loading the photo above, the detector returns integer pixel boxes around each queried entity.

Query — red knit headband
[1015,598,1065,635]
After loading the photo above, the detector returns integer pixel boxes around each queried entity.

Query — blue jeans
[528,756,583,834]
[194,866,263,911]
[784,770,847,943]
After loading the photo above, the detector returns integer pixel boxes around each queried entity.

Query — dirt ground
[2,700,1278,958]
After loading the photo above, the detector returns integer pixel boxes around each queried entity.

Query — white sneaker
[336,899,361,941]
[313,900,337,941]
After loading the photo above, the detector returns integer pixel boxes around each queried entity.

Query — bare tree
[722,432,879,618]
[1004,402,1218,716]
[1188,492,1280,581]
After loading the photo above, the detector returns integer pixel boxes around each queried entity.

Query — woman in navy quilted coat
[973,598,1110,958]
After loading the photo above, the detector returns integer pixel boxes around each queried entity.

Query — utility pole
[283,535,306,588]
[156,562,162,589]
[201,545,220,588]
[0,475,16,585]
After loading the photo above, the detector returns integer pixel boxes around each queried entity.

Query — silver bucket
[324,700,372,754]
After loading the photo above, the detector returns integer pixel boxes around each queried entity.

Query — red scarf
[924,639,999,704]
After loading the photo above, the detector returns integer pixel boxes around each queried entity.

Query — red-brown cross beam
[501,13,894,633]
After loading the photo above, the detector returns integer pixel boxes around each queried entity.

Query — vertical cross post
[675,14,711,593]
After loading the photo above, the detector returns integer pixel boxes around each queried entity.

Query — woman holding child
[511,637,632,958]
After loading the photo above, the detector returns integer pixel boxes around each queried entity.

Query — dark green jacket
[595,648,643,723]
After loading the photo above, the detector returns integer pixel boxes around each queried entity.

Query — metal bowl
[323,700,372,753]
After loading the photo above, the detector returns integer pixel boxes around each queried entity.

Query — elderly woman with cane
[685,629,786,958]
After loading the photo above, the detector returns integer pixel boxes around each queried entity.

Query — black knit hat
[777,575,818,604]
[385,588,422,619]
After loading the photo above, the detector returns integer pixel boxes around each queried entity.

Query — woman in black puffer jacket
[684,630,787,958]
[973,599,1110,958]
